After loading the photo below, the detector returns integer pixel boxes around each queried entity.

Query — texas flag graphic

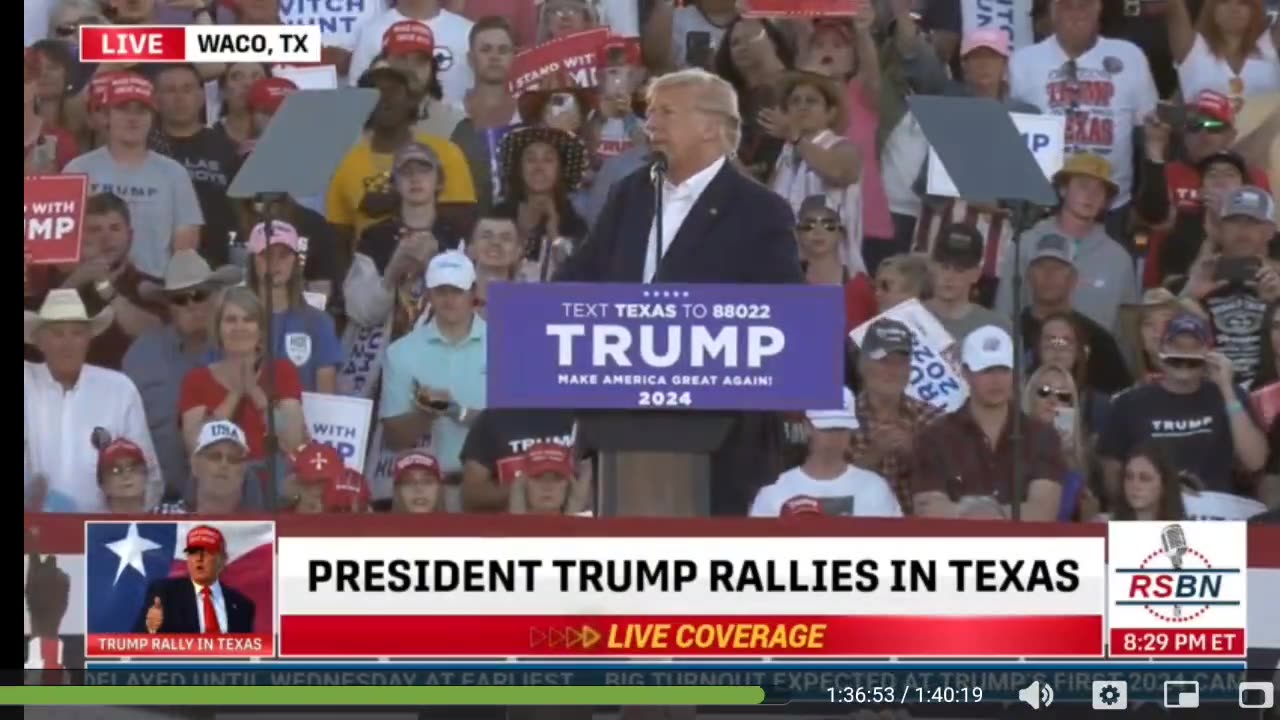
[84,521,275,658]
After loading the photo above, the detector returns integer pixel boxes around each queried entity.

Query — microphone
[90,427,113,452]
[1161,524,1188,618]
[648,150,668,181]
[1161,524,1187,570]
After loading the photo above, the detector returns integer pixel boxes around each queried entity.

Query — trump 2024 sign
[485,283,845,411]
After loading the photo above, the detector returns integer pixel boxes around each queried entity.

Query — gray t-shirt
[995,218,1139,333]
[64,147,203,277]
[930,302,1012,346]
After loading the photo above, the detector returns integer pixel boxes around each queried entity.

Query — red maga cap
[105,73,155,110]
[324,468,371,512]
[97,439,146,478]
[247,76,298,115]
[393,451,442,484]
[185,525,226,554]
[596,37,641,68]
[1192,89,1234,125]
[292,441,344,484]
[383,20,435,57]
[522,443,575,477]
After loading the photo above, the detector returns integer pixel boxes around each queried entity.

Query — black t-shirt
[357,217,463,275]
[1098,381,1257,493]
[162,128,240,268]
[460,408,579,484]
[291,205,340,287]
[1203,283,1268,386]
[1022,309,1134,395]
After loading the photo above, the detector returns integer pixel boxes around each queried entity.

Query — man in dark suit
[133,525,255,634]
[557,68,805,514]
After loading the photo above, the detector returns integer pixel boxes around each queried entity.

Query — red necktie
[200,587,222,634]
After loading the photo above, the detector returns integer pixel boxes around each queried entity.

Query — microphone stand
[650,153,667,282]
[253,192,287,512]
[1008,199,1037,522]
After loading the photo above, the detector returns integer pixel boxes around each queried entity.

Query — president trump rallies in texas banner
[554,67,805,514]
[133,525,255,635]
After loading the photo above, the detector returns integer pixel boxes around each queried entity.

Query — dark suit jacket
[133,577,255,634]
[556,160,804,514]
[556,159,804,284]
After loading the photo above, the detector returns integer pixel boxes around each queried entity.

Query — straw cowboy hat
[138,249,243,302]
[24,289,115,346]
[1052,153,1119,198]
[498,124,590,192]
[779,70,850,135]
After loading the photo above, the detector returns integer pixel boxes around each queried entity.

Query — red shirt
[179,359,303,460]
[844,273,877,334]
[24,124,80,174]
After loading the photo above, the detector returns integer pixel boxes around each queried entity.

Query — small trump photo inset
[84,521,276,659]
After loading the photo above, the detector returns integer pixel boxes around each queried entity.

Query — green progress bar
[6,686,765,706]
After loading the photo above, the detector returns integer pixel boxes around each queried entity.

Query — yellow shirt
[326,132,477,235]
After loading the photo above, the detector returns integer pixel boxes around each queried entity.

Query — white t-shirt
[1009,35,1159,209]
[749,466,903,518]
[348,8,476,104]
[1178,33,1280,105]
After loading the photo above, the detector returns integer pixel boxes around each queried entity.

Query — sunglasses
[55,24,78,38]
[1036,386,1074,404]
[1160,355,1206,369]
[797,219,840,232]
[169,289,211,306]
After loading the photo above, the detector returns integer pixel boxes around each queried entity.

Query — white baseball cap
[192,420,249,456]
[425,250,476,290]
[961,325,1014,372]
[806,387,858,430]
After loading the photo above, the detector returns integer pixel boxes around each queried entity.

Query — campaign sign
[486,283,845,411]
[849,299,969,412]
[508,28,610,94]
[24,174,88,265]
[927,113,1065,198]
[961,0,1035,50]
[1181,491,1267,521]
[302,392,373,472]
[742,0,869,17]
[1107,521,1247,658]
[83,520,276,658]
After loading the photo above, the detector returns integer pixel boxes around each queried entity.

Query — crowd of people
[21,0,1280,524]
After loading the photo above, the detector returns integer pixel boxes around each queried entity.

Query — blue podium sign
[486,283,845,410]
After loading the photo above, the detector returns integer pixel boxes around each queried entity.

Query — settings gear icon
[1092,680,1128,710]
[1098,685,1122,706]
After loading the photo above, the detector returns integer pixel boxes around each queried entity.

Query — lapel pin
[709,207,718,216]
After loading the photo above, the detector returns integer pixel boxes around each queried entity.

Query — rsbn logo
[1115,523,1242,623]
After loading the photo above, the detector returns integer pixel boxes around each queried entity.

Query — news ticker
[23,663,1273,707]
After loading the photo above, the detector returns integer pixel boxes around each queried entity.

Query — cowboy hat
[779,70,850,135]
[137,249,243,302]
[498,125,590,192]
[24,289,115,346]
[1052,153,1119,198]
[516,69,597,126]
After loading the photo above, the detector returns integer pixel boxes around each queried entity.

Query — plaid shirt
[848,393,946,513]
[911,402,1066,506]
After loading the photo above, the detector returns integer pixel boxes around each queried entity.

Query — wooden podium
[578,411,734,517]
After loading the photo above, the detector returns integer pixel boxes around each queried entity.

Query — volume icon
[1018,680,1054,709]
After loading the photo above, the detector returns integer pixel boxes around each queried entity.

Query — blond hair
[1021,363,1088,472]
[211,286,266,352]
[646,68,742,155]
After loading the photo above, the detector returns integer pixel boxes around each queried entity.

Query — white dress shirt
[643,155,726,283]
[24,361,162,512]
[191,580,229,633]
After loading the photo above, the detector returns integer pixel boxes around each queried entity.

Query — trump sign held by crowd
[927,113,1066,198]
[83,521,276,659]
[486,283,846,411]
[24,174,87,265]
